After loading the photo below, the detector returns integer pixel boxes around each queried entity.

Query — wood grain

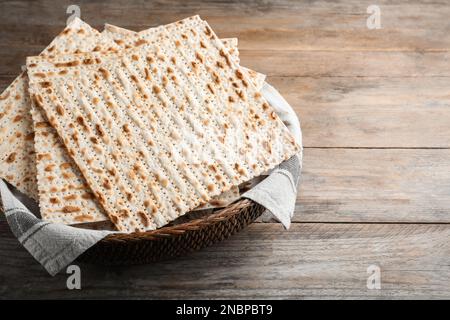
[296,149,450,223]
[2,0,450,75]
[1,221,448,299]
[239,51,450,78]
[1,0,450,299]
[2,0,450,51]
[271,76,450,148]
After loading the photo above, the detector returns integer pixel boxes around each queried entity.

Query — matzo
[31,101,111,224]
[0,17,117,200]
[29,19,119,224]
[103,24,262,211]
[215,38,266,89]
[27,16,299,232]
[32,23,245,225]
[103,24,266,90]
[102,25,261,210]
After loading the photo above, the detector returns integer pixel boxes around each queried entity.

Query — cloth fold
[0,180,112,276]
[0,82,302,276]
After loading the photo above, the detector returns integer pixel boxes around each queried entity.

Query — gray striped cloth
[0,82,302,276]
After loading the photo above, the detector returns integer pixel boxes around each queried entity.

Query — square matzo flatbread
[0,17,117,200]
[31,21,246,225]
[29,19,119,224]
[102,24,266,90]
[27,16,299,232]
[101,24,267,211]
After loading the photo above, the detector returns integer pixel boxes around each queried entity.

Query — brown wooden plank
[0,221,448,299]
[269,76,450,148]
[1,0,450,76]
[239,50,450,77]
[1,0,450,51]
[295,148,450,223]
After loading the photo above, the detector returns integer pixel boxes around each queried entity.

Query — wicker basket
[77,199,265,265]
[77,81,301,266]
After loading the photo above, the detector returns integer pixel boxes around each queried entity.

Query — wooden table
[1,0,449,299]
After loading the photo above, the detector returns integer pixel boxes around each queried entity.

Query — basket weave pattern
[78,199,265,265]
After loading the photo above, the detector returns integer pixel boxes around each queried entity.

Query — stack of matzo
[1,16,299,232]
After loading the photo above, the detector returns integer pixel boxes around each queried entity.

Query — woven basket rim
[100,198,255,243]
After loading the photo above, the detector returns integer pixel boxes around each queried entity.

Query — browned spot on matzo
[55,104,65,116]
[134,39,147,46]
[63,194,78,201]
[54,60,79,68]
[13,115,23,122]
[5,152,16,163]
[74,214,94,222]
[0,91,10,100]
[44,164,55,172]
[62,206,80,213]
